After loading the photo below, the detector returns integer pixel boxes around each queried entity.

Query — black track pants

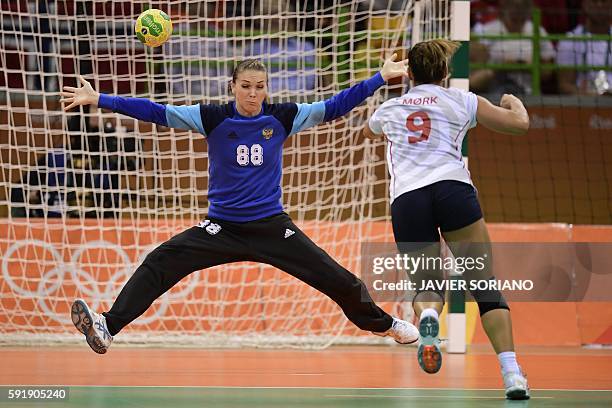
[103,213,393,335]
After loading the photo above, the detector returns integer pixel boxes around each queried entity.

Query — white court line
[2,385,611,392]
[326,394,552,400]
[288,374,324,376]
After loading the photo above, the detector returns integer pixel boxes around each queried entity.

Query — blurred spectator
[471,0,499,27]
[10,168,43,218]
[557,0,612,95]
[67,112,139,218]
[40,147,73,217]
[11,140,74,218]
[534,0,571,34]
[472,0,578,33]
[471,0,556,94]
[565,0,583,32]
[244,0,316,95]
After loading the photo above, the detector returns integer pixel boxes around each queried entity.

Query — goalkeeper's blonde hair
[408,39,461,84]
[228,59,268,94]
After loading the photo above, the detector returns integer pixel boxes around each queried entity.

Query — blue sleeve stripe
[323,72,385,122]
[166,105,206,135]
[290,102,325,136]
[98,94,167,126]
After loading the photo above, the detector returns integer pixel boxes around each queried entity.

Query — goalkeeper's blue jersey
[98,73,385,222]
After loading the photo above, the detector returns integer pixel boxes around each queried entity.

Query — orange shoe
[417,315,442,374]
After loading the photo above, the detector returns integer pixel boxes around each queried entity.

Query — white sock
[498,351,520,375]
[419,308,439,322]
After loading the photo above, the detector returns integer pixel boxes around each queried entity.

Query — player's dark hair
[228,59,268,94]
[408,39,461,84]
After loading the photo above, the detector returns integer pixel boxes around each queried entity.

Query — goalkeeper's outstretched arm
[60,76,205,134]
[287,53,409,136]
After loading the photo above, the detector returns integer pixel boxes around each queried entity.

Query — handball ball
[135,9,172,47]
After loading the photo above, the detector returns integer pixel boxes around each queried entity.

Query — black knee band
[469,278,510,316]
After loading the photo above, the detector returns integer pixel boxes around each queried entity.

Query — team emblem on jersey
[262,128,274,139]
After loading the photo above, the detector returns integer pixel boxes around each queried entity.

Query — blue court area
[3,387,612,408]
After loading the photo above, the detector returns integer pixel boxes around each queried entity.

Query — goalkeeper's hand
[379,53,409,82]
[60,75,100,111]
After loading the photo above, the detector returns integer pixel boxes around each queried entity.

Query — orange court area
[1,345,612,407]
[1,345,611,389]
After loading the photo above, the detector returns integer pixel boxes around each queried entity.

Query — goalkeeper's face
[231,70,269,117]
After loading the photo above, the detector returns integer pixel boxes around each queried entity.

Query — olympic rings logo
[1,239,202,326]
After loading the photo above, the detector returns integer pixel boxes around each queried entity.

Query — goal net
[0,0,451,348]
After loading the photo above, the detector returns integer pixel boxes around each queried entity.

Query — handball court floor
[1,345,612,407]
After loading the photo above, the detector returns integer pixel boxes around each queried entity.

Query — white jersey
[369,84,478,202]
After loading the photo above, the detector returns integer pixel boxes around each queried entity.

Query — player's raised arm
[476,94,530,136]
[361,123,384,140]
[288,54,408,136]
[60,76,205,135]
[361,104,386,140]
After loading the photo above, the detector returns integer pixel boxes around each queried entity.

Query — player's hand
[60,75,100,111]
[380,53,409,82]
[500,94,520,110]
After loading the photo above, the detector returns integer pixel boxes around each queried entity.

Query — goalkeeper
[61,56,418,354]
